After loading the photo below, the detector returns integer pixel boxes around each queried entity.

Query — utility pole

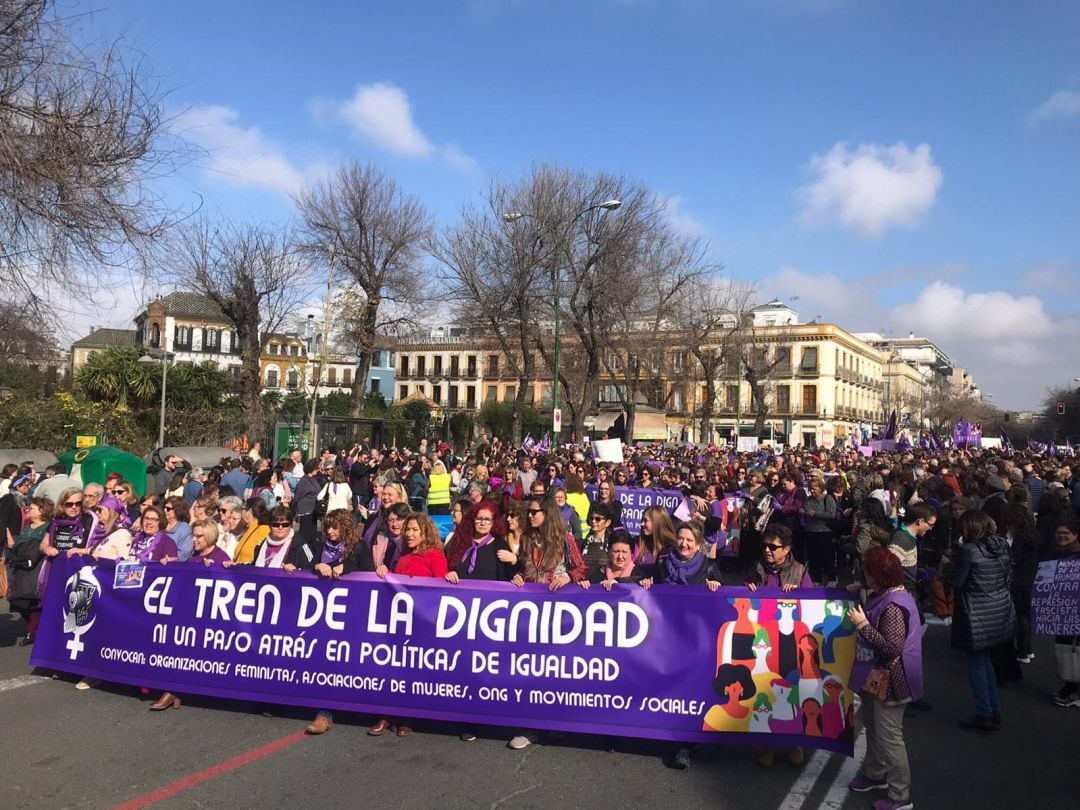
[308,247,335,454]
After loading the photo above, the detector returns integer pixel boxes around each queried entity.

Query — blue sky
[77,0,1080,409]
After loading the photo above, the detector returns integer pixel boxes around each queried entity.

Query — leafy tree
[401,399,432,444]
[76,346,160,408]
[449,412,474,447]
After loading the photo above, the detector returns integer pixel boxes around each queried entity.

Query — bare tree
[171,220,309,439]
[0,0,172,321]
[294,163,431,416]
[432,176,556,443]
[674,279,753,442]
[600,229,715,440]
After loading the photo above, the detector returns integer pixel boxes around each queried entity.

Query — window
[776,385,791,413]
[525,386,535,406]
[371,350,382,368]
[150,324,160,348]
[399,384,408,401]
[266,368,279,388]
[504,385,516,402]
[450,356,460,377]
[723,355,739,376]
[400,356,410,377]
[465,386,476,408]
[417,356,426,377]
[289,344,299,357]
[672,352,685,373]
[671,387,684,412]
[433,355,443,375]
[343,368,352,385]
[801,385,817,414]
[432,385,442,404]
[775,346,792,373]
[204,329,220,352]
[287,369,299,389]
[487,355,499,377]
[370,378,381,395]
[449,386,459,407]
[175,325,191,349]
[486,386,497,402]
[328,367,337,385]
[726,385,739,409]
[466,355,477,377]
[801,347,818,372]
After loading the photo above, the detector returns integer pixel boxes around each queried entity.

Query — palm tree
[76,347,160,408]
[166,362,232,410]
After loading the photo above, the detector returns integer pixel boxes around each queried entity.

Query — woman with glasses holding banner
[744,523,812,768]
[303,509,375,736]
[639,521,721,770]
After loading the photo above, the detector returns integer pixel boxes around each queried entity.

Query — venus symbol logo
[62,567,101,660]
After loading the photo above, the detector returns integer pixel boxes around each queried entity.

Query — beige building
[70,327,137,376]
[395,319,897,447]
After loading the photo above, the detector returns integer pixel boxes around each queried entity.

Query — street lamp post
[503,199,621,442]
[138,349,175,449]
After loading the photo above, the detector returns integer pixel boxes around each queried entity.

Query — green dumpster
[58,445,148,498]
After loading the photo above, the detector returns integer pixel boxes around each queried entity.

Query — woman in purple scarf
[128,506,178,564]
[846,546,923,810]
[639,522,721,771]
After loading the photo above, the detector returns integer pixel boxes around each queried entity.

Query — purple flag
[884,410,898,440]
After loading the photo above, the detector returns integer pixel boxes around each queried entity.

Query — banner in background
[31,556,858,754]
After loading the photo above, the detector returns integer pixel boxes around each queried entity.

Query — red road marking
[113,730,309,810]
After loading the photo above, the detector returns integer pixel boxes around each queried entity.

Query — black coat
[947,535,1016,652]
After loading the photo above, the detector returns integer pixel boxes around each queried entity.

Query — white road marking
[778,748,832,810]
[0,674,48,693]
[820,729,867,809]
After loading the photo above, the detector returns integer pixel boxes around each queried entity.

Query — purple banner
[1032,558,1080,635]
[585,485,686,537]
[31,556,858,754]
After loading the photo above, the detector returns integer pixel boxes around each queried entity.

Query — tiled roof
[71,328,137,348]
[158,292,230,320]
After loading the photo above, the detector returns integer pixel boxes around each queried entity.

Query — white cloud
[662,195,709,239]
[761,265,870,323]
[1030,90,1080,124]
[892,281,1054,343]
[889,281,1080,406]
[797,141,943,237]
[174,105,321,195]
[334,82,476,170]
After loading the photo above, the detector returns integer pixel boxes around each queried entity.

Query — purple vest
[852,588,924,700]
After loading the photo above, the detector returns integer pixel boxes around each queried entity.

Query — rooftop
[71,328,137,348]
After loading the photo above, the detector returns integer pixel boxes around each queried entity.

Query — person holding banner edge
[640,521,721,770]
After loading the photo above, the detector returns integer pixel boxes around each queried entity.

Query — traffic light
[1058,402,1066,415]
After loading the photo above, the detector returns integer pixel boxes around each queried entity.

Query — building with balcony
[133,293,243,373]
[394,314,896,447]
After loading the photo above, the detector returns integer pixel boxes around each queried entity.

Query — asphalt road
[0,600,1073,810]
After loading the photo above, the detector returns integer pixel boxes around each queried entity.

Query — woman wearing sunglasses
[162,496,192,562]
[744,523,812,768]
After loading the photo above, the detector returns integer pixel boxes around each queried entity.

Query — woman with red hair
[845,546,923,810]
[444,501,509,571]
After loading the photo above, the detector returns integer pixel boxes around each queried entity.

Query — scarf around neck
[663,549,706,585]
[461,533,494,574]
[256,530,294,568]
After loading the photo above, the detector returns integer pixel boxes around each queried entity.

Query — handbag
[862,666,891,701]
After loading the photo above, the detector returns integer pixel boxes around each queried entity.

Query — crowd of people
[2,437,1078,809]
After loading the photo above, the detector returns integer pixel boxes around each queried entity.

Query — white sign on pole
[553,408,562,433]
[736,437,760,452]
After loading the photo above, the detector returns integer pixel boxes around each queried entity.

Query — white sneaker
[75,678,99,691]
[508,735,534,750]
